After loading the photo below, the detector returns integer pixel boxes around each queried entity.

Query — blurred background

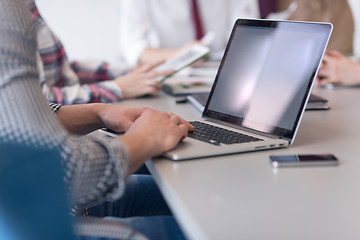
[36,0,360,65]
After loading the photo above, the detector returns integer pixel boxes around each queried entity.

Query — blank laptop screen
[203,19,331,140]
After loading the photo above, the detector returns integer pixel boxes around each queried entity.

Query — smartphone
[155,44,210,82]
[270,154,339,168]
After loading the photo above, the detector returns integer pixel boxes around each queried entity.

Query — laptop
[162,19,332,160]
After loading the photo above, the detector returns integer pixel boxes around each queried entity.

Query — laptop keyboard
[188,121,263,146]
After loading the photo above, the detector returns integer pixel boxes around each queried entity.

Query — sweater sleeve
[70,60,128,84]
[0,0,129,207]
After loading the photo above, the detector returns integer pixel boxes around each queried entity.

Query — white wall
[36,0,123,64]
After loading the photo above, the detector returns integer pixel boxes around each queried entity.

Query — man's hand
[58,102,194,175]
[117,109,194,175]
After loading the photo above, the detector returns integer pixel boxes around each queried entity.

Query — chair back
[0,143,74,240]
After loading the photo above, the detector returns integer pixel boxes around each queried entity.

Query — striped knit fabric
[48,102,62,113]
[0,0,129,208]
[27,0,127,104]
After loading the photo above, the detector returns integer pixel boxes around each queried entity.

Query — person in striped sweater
[27,0,173,105]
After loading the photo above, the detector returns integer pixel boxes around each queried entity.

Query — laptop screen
[203,19,332,140]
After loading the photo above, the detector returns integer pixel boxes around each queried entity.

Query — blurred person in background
[119,0,355,68]
[28,0,174,105]
[119,0,260,66]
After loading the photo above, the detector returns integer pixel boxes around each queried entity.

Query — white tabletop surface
[117,87,360,240]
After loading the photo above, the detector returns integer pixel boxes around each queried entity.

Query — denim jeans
[86,175,186,240]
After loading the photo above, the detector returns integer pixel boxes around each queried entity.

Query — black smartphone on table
[270,154,339,168]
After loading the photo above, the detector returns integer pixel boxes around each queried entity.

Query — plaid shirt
[28,1,127,104]
[1,0,129,207]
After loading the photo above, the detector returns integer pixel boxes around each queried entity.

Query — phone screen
[270,154,338,168]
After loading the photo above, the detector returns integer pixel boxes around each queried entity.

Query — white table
[119,87,360,240]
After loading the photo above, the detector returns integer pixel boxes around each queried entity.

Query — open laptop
[162,19,332,160]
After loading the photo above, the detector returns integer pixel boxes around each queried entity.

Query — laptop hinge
[204,118,281,140]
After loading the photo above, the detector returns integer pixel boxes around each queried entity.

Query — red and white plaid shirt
[29,1,128,104]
